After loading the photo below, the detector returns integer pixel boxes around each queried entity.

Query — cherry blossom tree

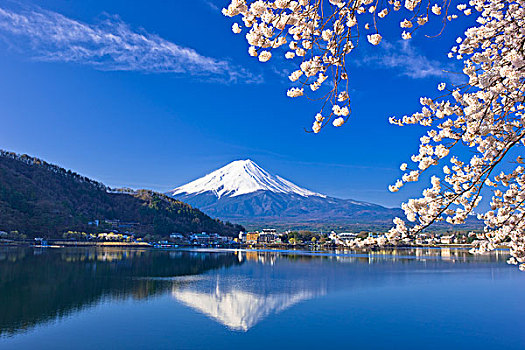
[222,0,525,270]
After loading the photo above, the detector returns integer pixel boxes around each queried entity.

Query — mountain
[171,159,324,199]
[0,150,244,238]
[169,160,403,230]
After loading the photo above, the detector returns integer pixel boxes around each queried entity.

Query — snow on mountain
[170,159,326,199]
[167,159,407,226]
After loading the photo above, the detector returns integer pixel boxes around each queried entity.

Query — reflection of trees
[235,248,508,267]
[0,247,510,336]
[0,247,240,336]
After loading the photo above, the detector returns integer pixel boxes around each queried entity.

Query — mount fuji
[168,160,402,229]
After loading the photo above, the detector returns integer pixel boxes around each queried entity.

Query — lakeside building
[258,232,277,243]
[238,232,247,243]
[261,229,277,235]
[190,232,212,245]
[339,232,358,240]
[189,232,235,246]
[241,229,281,245]
[169,233,188,244]
[216,234,233,244]
[339,233,357,246]
[415,233,436,245]
[329,232,359,245]
[170,233,184,240]
[440,234,456,244]
[97,232,132,241]
[246,232,259,244]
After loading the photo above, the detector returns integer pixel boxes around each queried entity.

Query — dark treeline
[0,150,244,238]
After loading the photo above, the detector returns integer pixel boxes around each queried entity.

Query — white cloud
[361,40,459,80]
[0,5,259,83]
[202,0,220,11]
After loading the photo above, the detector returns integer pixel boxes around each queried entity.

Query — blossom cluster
[223,0,525,270]
[388,0,525,270]
[223,0,472,133]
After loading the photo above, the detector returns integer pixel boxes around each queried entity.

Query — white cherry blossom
[223,0,525,270]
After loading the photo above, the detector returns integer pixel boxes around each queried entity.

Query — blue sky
[0,0,473,207]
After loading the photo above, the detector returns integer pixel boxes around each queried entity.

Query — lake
[0,246,523,349]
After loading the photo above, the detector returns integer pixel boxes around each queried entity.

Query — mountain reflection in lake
[0,247,523,350]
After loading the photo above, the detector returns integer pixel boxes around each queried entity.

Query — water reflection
[0,247,512,337]
[0,247,240,337]
[171,248,508,331]
[173,284,319,331]
[172,251,328,331]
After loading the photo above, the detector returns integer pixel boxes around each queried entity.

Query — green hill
[0,150,244,238]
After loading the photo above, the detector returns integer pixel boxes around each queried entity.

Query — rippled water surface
[0,247,523,349]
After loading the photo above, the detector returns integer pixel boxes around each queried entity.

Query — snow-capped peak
[170,159,326,199]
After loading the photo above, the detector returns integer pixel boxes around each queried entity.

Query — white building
[338,232,358,240]
[330,232,358,246]
[238,232,247,243]
[440,234,456,244]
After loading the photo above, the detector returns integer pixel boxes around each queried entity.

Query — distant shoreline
[0,239,510,251]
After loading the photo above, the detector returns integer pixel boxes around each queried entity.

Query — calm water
[0,247,523,349]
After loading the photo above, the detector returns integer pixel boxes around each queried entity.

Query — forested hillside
[0,151,244,238]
